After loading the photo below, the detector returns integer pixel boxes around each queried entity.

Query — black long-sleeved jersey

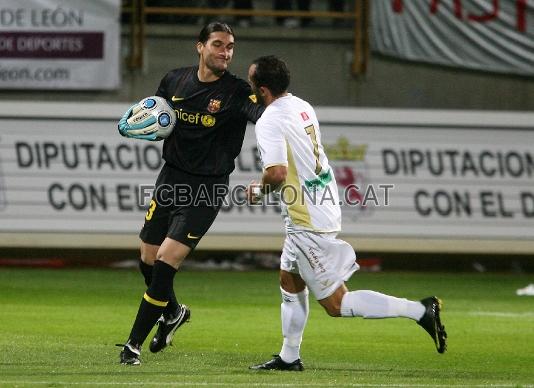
[155,66,264,177]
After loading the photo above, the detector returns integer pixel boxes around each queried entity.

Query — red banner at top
[372,1,534,76]
[391,0,529,32]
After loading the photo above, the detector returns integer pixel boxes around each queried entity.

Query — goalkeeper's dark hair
[198,21,234,44]
[251,55,290,98]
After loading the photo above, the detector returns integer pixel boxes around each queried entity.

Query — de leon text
[0,8,83,28]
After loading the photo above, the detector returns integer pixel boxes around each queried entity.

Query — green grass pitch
[1,267,533,387]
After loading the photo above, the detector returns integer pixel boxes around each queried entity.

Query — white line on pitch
[0,382,525,387]
[469,311,534,318]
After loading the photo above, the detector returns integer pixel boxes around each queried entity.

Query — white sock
[340,290,425,320]
[279,287,309,363]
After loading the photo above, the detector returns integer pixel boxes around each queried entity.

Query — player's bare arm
[247,165,287,204]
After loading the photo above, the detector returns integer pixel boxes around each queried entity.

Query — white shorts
[280,231,359,300]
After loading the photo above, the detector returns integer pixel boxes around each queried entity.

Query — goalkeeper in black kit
[116,22,264,365]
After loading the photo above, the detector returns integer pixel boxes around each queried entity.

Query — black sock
[139,260,153,286]
[128,260,177,347]
[139,259,180,319]
[164,294,180,319]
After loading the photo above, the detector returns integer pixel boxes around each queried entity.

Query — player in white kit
[246,56,447,371]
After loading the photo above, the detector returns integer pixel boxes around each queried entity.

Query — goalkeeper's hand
[117,103,159,141]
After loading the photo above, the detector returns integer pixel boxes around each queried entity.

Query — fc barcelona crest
[207,99,221,113]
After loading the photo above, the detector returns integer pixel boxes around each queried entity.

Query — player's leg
[250,269,307,371]
[279,270,308,365]
[141,233,193,355]
[140,242,181,317]
[147,173,227,357]
[290,232,424,319]
[149,202,222,353]
[139,243,157,287]
[250,237,307,371]
[319,285,425,319]
[119,165,189,364]
[136,241,188,355]
[293,232,446,353]
[312,234,446,353]
[318,286,446,353]
[122,238,192,360]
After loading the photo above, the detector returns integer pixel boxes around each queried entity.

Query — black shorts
[139,163,229,249]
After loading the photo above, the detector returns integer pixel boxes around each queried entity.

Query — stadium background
[1,2,534,386]
[1,0,533,269]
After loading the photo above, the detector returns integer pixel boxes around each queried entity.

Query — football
[126,96,177,140]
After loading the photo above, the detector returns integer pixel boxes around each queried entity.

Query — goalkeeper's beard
[205,58,229,78]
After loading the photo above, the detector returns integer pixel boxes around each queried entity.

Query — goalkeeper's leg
[120,259,177,365]
[144,239,191,354]
[139,243,187,354]
[120,239,190,364]
[139,243,180,317]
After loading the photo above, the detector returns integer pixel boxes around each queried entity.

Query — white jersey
[255,94,341,233]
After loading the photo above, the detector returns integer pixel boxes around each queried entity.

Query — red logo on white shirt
[300,112,309,121]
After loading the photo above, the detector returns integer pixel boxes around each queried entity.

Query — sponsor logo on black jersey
[207,99,221,113]
[201,115,216,127]
[175,108,216,128]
